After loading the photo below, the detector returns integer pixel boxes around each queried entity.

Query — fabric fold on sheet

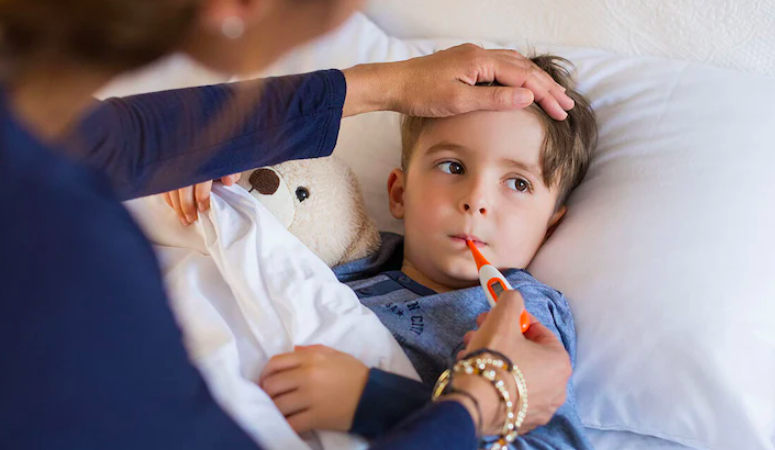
[125,184,419,450]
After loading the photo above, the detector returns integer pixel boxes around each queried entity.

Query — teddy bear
[235,156,380,267]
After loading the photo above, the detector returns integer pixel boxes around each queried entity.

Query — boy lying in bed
[259,55,598,449]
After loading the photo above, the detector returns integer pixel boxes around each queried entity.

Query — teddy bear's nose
[249,168,280,195]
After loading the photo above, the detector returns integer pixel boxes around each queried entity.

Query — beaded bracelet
[454,357,516,448]
[433,354,528,449]
[461,348,514,371]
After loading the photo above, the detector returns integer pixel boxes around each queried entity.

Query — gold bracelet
[454,358,515,449]
[509,363,528,439]
[433,356,525,450]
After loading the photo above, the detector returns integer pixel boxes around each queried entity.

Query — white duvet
[125,184,418,450]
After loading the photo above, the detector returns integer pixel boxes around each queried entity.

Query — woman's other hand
[453,290,572,434]
[161,173,241,226]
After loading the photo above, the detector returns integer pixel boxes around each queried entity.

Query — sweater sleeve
[351,368,432,439]
[68,70,346,200]
[370,401,478,450]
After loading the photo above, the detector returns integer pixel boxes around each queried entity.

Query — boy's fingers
[261,369,307,398]
[295,344,337,355]
[177,186,198,224]
[272,391,311,418]
[476,312,488,327]
[194,181,213,212]
[259,353,303,386]
[285,410,315,434]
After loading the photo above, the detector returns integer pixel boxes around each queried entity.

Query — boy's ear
[387,168,406,220]
[544,205,567,241]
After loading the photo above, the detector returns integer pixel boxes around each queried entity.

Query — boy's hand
[161,173,241,226]
[258,345,369,434]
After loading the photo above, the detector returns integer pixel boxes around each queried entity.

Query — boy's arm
[507,285,592,449]
[259,345,431,437]
[509,392,591,450]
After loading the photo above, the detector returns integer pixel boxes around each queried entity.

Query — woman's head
[0,0,361,77]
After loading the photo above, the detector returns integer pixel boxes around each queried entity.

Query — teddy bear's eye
[295,187,310,202]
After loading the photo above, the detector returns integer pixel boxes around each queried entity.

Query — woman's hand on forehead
[344,44,574,120]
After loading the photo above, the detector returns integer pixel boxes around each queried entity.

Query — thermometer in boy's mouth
[466,240,531,333]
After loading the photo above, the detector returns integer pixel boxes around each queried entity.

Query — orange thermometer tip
[467,239,532,334]
[466,239,490,271]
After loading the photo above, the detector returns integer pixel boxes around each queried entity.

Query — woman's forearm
[342,63,399,118]
[369,401,477,450]
[70,70,346,200]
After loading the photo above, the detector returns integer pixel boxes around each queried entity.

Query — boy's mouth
[450,234,486,247]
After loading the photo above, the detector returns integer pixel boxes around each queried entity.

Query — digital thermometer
[467,240,531,333]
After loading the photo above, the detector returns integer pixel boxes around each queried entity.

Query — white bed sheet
[125,185,418,450]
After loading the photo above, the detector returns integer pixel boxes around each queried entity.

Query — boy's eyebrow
[424,141,472,156]
[501,157,542,178]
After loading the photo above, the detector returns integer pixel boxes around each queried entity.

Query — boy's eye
[507,178,531,192]
[437,161,465,175]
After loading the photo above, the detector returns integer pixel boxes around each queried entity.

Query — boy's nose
[462,202,487,216]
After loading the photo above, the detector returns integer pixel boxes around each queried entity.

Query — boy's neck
[400,259,478,294]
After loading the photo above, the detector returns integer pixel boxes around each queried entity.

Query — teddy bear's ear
[340,211,381,264]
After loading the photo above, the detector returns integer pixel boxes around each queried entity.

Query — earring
[222,16,245,40]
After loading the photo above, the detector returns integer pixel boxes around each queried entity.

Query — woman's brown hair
[0,0,200,75]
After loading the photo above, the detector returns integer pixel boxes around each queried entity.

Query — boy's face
[388,109,566,291]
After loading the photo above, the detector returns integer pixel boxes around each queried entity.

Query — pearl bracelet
[432,354,529,449]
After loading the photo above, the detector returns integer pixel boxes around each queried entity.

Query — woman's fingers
[526,78,568,120]
[221,173,242,186]
[462,330,475,348]
[194,181,213,213]
[487,56,571,120]
[162,192,173,209]
[492,51,574,107]
[523,318,565,349]
[162,174,244,223]
[177,186,198,225]
[168,189,188,226]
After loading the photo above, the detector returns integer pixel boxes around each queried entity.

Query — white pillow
[261,13,775,450]
[365,0,775,77]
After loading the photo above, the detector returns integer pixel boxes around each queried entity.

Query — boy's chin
[438,264,481,288]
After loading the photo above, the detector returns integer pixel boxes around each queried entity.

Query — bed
[100,2,775,449]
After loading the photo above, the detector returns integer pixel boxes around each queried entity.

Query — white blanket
[125,184,419,450]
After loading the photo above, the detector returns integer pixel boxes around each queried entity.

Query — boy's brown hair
[400,55,598,209]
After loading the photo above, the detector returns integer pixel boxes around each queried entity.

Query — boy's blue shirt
[337,232,593,449]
